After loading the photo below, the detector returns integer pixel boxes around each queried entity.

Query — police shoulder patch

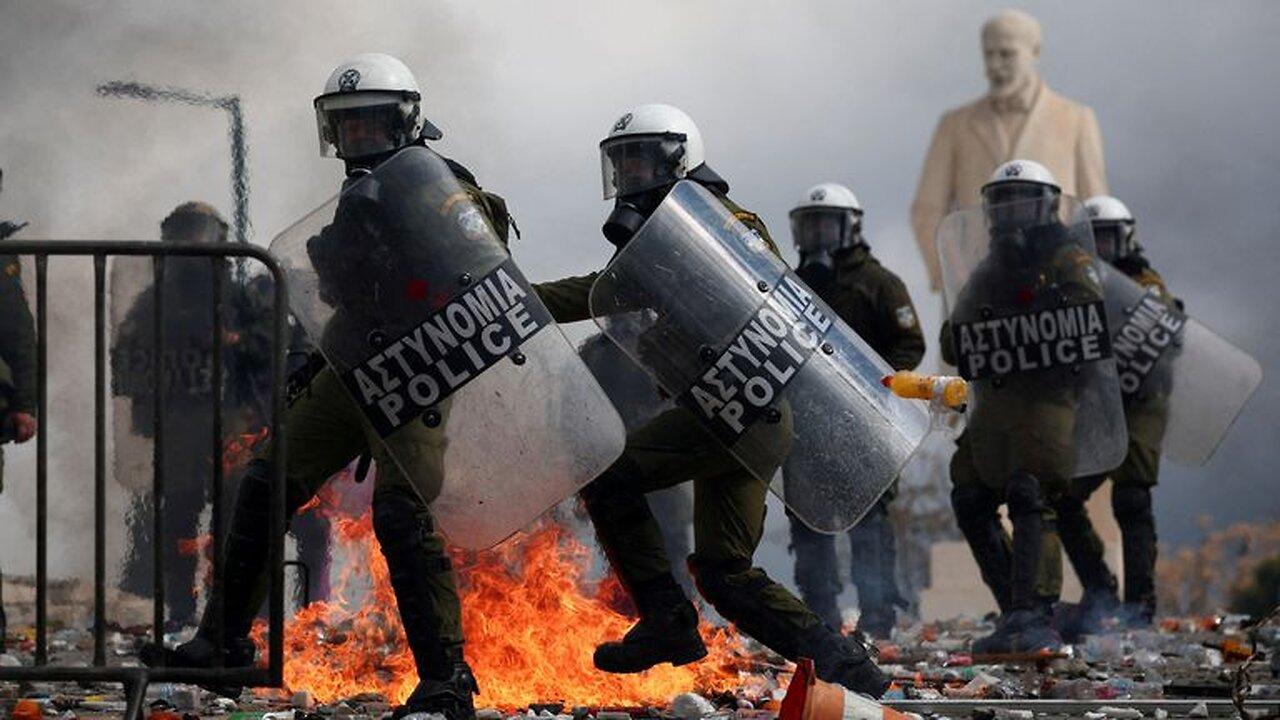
[895,305,917,329]
[4,263,19,277]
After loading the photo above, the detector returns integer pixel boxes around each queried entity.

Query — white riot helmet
[314,53,443,162]
[789,182,864,257]
[981,159,1062,230]
[1085,195,1138,262]
[599,103,705,200]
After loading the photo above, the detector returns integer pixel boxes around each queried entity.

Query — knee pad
[1005,472,1044,519]
[688,555,762,610]
[1111,485,1153,524]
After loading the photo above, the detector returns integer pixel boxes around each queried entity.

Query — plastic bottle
[882,372,968,409]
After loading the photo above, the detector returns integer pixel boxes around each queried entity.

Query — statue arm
[1075,106,1109,198]
[911,115,955,292]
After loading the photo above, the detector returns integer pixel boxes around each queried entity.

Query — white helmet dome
[791,182,862,214]
[599,103,705,199]
[982,159,1060,194]
[1084,195,1134,224]
[981,159,1062,230]
[790,183,865,255]
[314,53,442,161]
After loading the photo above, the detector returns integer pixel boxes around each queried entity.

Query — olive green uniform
[0,252,36,492]
[786,245,924,634]
[1056,257,1170,620]
[534,189,834,660]
[200,156,515,678]
[940,227,1104,612]
[0,241,36,649]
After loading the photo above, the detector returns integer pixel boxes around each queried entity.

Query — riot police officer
[114,202,238,628]
[940,160,1125,654]
[1055,195,1169,631]
[149,54,521,720]
[784,183,924,639]
[535,105,889,697]
[0,167,38,650]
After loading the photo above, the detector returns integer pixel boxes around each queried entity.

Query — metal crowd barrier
[0,241,288,719]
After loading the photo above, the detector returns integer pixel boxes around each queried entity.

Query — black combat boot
[394,654,480,720]
[141,460,275,697]
[1056,586,1121,642]
[594,574,707,673]
[799,624,889,698]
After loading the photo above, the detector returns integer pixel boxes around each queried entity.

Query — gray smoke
[1,0,1277,589]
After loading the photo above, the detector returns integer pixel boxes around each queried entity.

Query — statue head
[981,9,1041,99]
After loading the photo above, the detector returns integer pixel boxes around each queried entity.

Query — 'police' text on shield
[680,274,832,444]
[1112,288,1185,396]
[953,300,1112,380]
[342,258,553,437]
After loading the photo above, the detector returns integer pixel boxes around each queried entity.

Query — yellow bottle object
[881,371,968,409]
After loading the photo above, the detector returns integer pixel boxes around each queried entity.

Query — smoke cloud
[1,0,1276,586]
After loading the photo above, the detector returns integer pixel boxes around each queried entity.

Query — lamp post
[96,81,250,247]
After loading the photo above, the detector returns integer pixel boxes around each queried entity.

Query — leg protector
[1055,480,1119,598]
[848,502,901,638]
[580,456,675,589]
[1005,472,1047,612]
[164,474,207,628]
[689,555,820,660]
[1112,484,1157,621]
[291,510,332,605]
[199,458,278,642]
[789,513,843,630]
[373,488,464,680]
[951,484,1013,612]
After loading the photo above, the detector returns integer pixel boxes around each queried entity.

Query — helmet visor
[982,182,1059,231]
[1092,221,1133,262]
[790,207,859,255]
[600,135,686,199]
[316,100,404,160]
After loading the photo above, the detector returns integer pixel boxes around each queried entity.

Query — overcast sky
[1,0,1277,577]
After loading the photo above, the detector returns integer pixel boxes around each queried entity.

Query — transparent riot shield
[1099,264,1262,466]
[269,146,625,549]
[590,180,929,532]
[578,329,673,435]
[110,255,223,492]
[936,196,1127,479]
[108,254,232,619]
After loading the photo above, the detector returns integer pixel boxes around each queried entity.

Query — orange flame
[253,504,761,709]
[222,426,270,475]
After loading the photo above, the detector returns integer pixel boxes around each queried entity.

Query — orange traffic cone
[780,658,921,720]
[10,699,43,720]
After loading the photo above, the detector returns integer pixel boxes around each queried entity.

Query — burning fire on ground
[250,485,764,709]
